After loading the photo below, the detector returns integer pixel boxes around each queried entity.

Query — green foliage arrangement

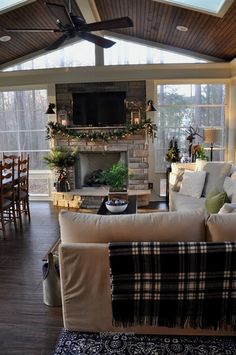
[193,144,208,161]
[45,119,157,143]
[165,137,180,163]
[44,147,79,173]
[101,161,128,191]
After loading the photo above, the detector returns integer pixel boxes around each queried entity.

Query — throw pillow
[179,170,206,198]
[205,188,229,214]
[218,203,236,214]
[223,176,236,202]
[232,193,236,203]
[200,162,232,197]
[230,171,236,181]
[171,168,185,192]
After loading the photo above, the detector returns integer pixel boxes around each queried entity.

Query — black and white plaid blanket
[109,242,236,330]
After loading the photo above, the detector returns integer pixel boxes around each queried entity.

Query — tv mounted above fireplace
[72,91,126,126]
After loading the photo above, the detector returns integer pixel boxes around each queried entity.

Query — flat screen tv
[72,91,126,126]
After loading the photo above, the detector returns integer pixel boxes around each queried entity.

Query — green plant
[44,147,79,173]
[102,161,128,190]
[165,137,180,163]
[192,144,208,161]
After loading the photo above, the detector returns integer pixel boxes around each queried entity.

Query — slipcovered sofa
[58,209,236,336]
[169,160,236,212]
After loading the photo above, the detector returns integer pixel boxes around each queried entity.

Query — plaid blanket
[109,242,236,330]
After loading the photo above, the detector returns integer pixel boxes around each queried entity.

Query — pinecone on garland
[165,137,180,163]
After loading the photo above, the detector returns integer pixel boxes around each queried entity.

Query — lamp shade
[146,100,156,112]
[45,103,56,114]
[203,127,222,144]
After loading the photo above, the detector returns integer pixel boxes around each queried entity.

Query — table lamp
[203,127,222,161]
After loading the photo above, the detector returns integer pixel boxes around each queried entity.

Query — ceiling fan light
[176,25,188,32]
[0,35,11,42]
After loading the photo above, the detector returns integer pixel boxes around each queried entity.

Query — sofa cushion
[223,177,236,202]
[59,209,206,244]
[179,171,206,198]
[231,171,236,180]
[218,203,236,214]
[169,190,206,212]
[206,214,236,241]
[205,188,228,214]
[195,161,232,197]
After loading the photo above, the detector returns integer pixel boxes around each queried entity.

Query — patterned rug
[52,329,236,355]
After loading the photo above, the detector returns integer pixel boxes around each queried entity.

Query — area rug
[52,329,236,355]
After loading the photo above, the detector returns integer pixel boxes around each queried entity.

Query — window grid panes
[155,84,226,171]
[0,89,50,195]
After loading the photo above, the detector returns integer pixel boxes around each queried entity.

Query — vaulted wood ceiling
[0,0,236,69]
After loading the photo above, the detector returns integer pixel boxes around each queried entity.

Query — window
[154,0,233,17]
[104,36,207,65]
[0,0,35,13]
[155,84,226,171]
[0,89,51,196]
[4,40,95,71]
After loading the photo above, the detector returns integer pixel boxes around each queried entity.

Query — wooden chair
[15,155,31,229]
[2,153,21,162]
[0,160,18,238]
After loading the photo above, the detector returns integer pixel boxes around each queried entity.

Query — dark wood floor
[0,202,62,355]
[0,200,168,355]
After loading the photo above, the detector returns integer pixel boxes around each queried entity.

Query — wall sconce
[203,127,222,161]
[145,100,156,112]
[45,103,56,114]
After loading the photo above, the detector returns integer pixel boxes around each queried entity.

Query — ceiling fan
[2,0,133,50]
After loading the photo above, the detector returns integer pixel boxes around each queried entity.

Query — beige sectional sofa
[169,160,236,212]
[58,209,236,336]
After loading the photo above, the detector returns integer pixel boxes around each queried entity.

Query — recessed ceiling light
[176,25,188,32]
[0,35,11,42]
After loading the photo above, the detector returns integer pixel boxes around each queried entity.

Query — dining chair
[15,155,31,229]
[0,160,18,238]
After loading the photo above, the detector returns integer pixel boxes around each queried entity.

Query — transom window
[4,40,95,71]
[104,36,207,65]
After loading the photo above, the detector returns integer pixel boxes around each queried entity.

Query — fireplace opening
[75,152,127,188]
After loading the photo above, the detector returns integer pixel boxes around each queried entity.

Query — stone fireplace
[59,128,149,191]
[53,129,150,207]
[52,80,151,207]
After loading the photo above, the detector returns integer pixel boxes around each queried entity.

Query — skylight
[154,0,233,17]
[0,0,35,14]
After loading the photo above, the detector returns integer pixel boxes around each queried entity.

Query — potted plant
[44,147,79,192]
[101,161,129,200]
[192,144,208,161]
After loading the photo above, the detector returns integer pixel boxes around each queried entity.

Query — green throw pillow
[205,188,229,214]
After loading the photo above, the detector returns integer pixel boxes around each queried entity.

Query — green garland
[46,119,157,143]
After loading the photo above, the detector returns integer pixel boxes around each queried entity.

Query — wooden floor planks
[0,200,168,354]
[0,202,62,355]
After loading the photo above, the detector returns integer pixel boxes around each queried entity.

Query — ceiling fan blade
[45,1,74,28]
[46,34,68,50]
[79,32,115,48]
[79,17,133,32]
[1,28,61,33]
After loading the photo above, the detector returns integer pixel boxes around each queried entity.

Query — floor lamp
[203,127,222,161]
